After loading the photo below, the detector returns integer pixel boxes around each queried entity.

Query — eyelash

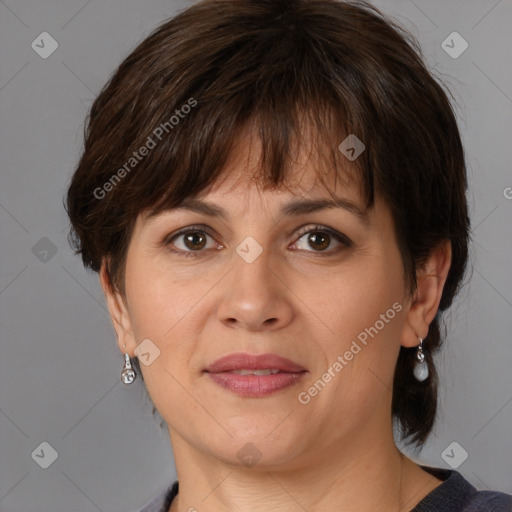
[163,223,353,258]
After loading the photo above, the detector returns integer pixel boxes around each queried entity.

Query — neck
[167,422,419,512]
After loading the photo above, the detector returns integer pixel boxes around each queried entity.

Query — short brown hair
[65,0,470,447]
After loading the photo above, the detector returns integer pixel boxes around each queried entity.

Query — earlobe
[400,240,452,348]
[99,263,136,355]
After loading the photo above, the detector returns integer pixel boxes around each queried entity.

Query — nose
[216,245,294,332]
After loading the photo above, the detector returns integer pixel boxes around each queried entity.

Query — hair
[65,0,470,447]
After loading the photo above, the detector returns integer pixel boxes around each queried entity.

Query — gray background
[0,0,511,511]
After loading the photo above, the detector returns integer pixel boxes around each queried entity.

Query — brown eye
[183,231,207,250]
[292,225,352,254]
[307,231,330,251]
[165,226,218,255]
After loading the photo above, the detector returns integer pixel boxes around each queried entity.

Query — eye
[164,225,221,256]
[163,223,352,257]
[291,224,352,254]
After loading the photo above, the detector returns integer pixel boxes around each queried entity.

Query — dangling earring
[121,345,136,384]
[413,337,429,382]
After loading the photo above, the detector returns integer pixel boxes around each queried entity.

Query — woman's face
[105,135,418,470]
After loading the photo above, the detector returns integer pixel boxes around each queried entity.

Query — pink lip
[204,353,307,397]
[204,352,306,373]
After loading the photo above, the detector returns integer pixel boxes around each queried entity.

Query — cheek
[308,253,404,342]
[123,248,207,341]
[122,256,198,412]
[306,249,406,400]
[123,249,214,393]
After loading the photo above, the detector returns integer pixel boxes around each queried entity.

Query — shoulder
[413,465,512,512]
[138,480,179,512]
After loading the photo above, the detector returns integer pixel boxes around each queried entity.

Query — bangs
[122,59,375,224]
[145,107,373,221]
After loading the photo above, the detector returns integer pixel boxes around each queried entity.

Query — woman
[65,0,512,510]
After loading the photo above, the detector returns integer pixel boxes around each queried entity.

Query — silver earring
[121,349,136,384]
[413,337,429,382]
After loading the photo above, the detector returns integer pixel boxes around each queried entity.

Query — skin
[100,131,451,512]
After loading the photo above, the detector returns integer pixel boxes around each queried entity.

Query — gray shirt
[139,465,512,512]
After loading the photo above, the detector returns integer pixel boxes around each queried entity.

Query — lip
[204,352,307,397]
[204,352,306,373]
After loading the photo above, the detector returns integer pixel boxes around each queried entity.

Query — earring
[413,337,429,382]
[121,346,136,384]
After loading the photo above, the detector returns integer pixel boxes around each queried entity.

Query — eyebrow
[149,197,370,225]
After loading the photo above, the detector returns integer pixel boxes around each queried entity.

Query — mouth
[204,352,306,373]
[203,352,307,397]
[222,368,283,375]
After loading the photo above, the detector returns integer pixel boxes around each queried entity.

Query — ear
[99,261,137,356]
[400,240,452,348]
